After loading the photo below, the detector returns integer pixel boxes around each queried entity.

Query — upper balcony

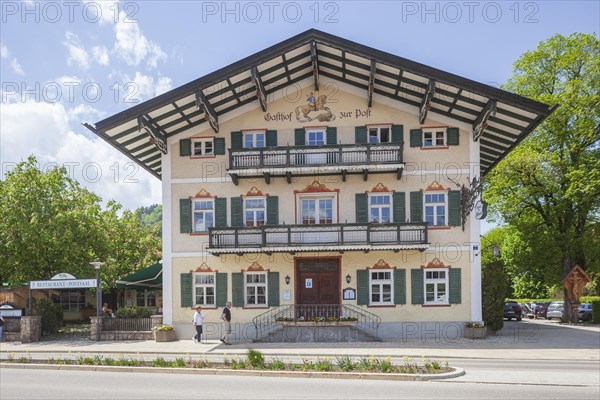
[207,222,428,255]
[227,143,404,184]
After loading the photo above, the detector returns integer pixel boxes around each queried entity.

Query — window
[423,129,445,147]
[300,197,334,224]
[424,193,447,226]
[192,139,214,156]
[194,273,216,306]
[136,290,157,307]
[370,270,393,305]
[368,126,391,144]
[244,197,266,227]
[193,199,214,232]
[369,194,392,223]
[243,130,265,149]
[424,269,448,304]
[245,272,267,306]
[53,289,85,312]
[306,129,325,146]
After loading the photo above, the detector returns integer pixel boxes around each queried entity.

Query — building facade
[87,30,554,341]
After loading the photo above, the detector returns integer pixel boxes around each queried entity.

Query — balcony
[227,143,404,184]
[207,222,428,255]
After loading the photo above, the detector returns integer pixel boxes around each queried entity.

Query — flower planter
[464,327,487,339]
[154,330,176,342]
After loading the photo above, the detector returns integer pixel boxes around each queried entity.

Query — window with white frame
[424,269,448,304]
[244,197,266,227]
[306,128,325,146]
[370,270,393,305]
[369,194,392,223]
[192,139,214,156]
[299,196,335,224]
[243,130,265,149]
[423,129,446,147]
[368,126,391,144]
[245,272,267,306]
[424,193,447,226]
[194,273,216,306]
[193,199,214,232]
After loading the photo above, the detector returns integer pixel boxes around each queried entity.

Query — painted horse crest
[295,92,336,123]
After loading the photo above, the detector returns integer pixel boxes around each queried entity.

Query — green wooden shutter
[266,130,277,147]
[326,127,337,145]
[411,269,424,305]
[232,272,244,307]
[214,137,225,155]
[357,270,369,305]
[180,139,191,156]
[449,268,461,304]
[215,197,227,227]
[448,190,462,227]
[216,272,227,307]
[266,196,279,225]
[230,197,243,227]
[447,127,459,146]
[410,191,423,223]
[355,126,367,144]
[231,131,243,150]
[179,198,192,233]
[295,128,306,146]
[180,273,192,308]
[394,269,406,305]
[391,125,404,143]
[410,128,423,147]
[393,192,406,223]
[355,193,368,223]
[268,272,280,307]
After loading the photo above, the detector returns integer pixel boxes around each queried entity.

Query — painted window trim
[191,138,215,157]
[423,191,448,227]
[422,127,446,148]
[244,271,268,307]
[243,196,267,227]
[423,268,449,305]
[369,269,394,306]
[191,198,215,233]
[242,129,266,149]
[192,272,217,307]
[296,192,338,225]
[367,124,392,144]
[368,192,393,223]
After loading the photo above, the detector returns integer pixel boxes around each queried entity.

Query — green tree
[485,33,600,322]
[0,156,161,288]
[138,204,162,237]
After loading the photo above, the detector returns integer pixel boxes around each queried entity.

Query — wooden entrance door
[296,259,340,317]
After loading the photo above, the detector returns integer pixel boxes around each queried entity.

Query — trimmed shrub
[482,260,510,331]
[34,298,63,335]
[115,306,153,319]
[591,300,600,324]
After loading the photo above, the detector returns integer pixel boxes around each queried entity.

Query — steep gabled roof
[85,29,556,179]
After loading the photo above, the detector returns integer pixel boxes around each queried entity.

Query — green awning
[116,263,162,290]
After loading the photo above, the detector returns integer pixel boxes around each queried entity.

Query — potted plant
[152,324,176,342]
[464,322,487,339]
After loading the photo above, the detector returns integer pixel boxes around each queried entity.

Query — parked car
[504,301,523,321]
[546,301,564,320]
[578,303,593,322]
[537,302,551,319]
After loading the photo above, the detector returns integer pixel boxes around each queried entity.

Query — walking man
[192,306,203,343]
[220,301,232,345]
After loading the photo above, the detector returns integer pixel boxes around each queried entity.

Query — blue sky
[1,0,598,230]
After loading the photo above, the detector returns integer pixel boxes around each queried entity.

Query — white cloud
[0,43,8,58]
[84,0,119,25]
[92,46,110,66]
[114,12,166,68]
[10,58,24,75]
[64,32,90,70]
[0,101,161,211]
[155,76,173,96]
[125,72,173,101]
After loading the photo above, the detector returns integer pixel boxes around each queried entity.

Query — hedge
[511,297,600,304]
[592,300,600,324]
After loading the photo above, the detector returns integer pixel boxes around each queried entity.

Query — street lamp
[90,260,104,341]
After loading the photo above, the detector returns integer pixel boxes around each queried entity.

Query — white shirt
[193,311,203,326]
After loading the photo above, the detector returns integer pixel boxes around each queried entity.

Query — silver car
[546,301,564,320]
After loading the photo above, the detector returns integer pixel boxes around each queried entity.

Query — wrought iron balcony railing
[207,222,428,254]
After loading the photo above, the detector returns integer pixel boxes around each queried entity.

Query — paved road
[1,368,598,400]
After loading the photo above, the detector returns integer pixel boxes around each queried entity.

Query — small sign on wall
[343,288,356,300]
[305,278,313,289]
[283,289,291,301]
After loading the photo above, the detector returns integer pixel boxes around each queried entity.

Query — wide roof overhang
[85,29,556,180]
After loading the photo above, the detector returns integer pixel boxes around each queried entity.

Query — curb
[0,363,465,381]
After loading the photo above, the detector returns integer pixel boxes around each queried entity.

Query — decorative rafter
[310,41,319,91]
[367,59,376,108]
[137,115,167,154]
[473,99,497,141]
[251,66,268,112]
[419,79,436,124]
[195,91,219,133]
